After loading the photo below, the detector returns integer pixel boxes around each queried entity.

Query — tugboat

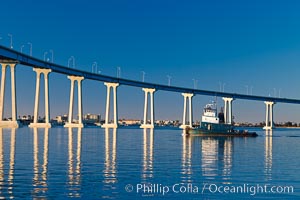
[186,102,258,137]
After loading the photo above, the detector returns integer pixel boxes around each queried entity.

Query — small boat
[186,102,258,137]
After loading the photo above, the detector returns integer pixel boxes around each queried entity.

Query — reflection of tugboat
[186,102,257,137]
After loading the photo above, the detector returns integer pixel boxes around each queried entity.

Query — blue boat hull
[186,122,258,137]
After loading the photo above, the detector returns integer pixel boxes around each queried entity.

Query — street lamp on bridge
[192,79,198,89]
[117,67,121,78]
[8,34,13,49]
[273,88,277,98]
[28,42,32,56]
[141,71,145,82]
[219,82,225,92]
[92,62,98,73]
[245,85,249,95]
[278,88,281,98]
[68,56,75,68]
[20,45,25,53]
[44,52,48,61]
[167,75,172,86]
[49,49,54,62]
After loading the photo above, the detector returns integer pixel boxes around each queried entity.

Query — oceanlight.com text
[125,183,294,196]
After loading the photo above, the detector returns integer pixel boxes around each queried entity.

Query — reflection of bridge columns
[0,62,18,128]
[222,139,233,180]
[102,83,119,129]
[202,138,218,177]
[264,101,275,130]
[29,68,52,128]
[181,135,192,182]
[0,128,17,198]
[32,128,49,197]
[264,130,273,181]
[103,128,117,184]
[140,88,156,129]
[142,128,154,180]
[180,93,194,129]
[64,76,84,128]
[7,128,16,198]
[0,129,3,185]
[223,97,234,125]
[67,128,82,196]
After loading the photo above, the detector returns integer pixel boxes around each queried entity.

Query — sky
[1,0,300,123]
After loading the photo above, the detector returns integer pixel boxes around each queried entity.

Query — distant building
[21,115,32,120]
[19,115,33,125]
[119,119,141,126]
[155,119,180,127]
[56,115,68,123]
[83,113,101,125]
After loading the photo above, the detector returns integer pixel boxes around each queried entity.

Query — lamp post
[44,52,48,61]
[20,45,25,53]
[219,82,225,92]
[192,79,198,89]
[28,42,32,56]
[92,62,97,73]
[68,56,75,68]
[68,57,71,67]
[49,49,53,62]
[117,67,121,78]
[141,71,145,82]
[167,75,171,86]
[245,85,249,95]
[8,34,13,49]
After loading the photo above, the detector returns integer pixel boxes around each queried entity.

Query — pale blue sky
[1,0,300,123]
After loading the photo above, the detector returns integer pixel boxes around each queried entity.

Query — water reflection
[103,128,117,185]
[0,129,3,190]
[181,134,192,183]
[0,129,17,198]
[67,128,82,198]
[32,128,49,198]
[8,128,16,197]
[222,139,233,182]
[264,130,273,181]
[201,137,219,178]
[200,137,233,182]
[142,128,154,180]
[102,128,118,199]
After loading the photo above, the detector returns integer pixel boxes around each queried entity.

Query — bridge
[0,45,299,129]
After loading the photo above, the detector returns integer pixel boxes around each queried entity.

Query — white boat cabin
[201,103,219,124]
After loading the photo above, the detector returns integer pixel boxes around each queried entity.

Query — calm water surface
[0,127,299,199]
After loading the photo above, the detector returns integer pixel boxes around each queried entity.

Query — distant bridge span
[0,45,299,104]
[0,45,299,129]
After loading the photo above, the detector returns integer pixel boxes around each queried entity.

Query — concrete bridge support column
[180,93,194,129]
[29,68,52,128]
[64,76,84,128]
[140,88,156,129]
[264,101,275,130]
[0,63,18,128]
[223,97,234,125]
[102,82,119,128]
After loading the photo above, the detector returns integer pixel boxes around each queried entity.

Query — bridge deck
[1,45,300,104]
